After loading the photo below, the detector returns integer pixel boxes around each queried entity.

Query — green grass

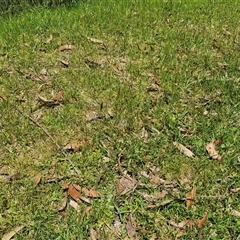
[0,1,240,239]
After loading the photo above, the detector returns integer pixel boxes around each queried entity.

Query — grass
[0,1,240,239]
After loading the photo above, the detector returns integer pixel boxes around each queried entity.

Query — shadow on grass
[1,0,84,16]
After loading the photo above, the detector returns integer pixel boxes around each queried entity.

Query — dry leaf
[230,209,240,217]
[90,227,100,240]
[80,206,92,222]
[57,194,68,212]
[126,213,137,239]
[63,140,81,152]
[9,172,20,181]
[112,216,122,236]
[0,94,7,101]
[186,186,196,208]
[147,199,173,209]
[68,184,82,202]
[62,181,69,190]
[110,64,122,75]
[33,173,41,187]
[58,44,75,51]
[82,188,99,198]
[116,175,137,195]
[2,226,24,240]
[198,213,208,228]
[60,60,69,67]
[45,34,53,43]
[230,188,240,193]
[69,199,80,213]
[53,91,63,101]
[170,219,195,229]
[206,142,222,160]
[86,37,104,45]
[173,142,195,158]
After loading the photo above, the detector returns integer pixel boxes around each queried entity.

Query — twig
[2,97,81,179]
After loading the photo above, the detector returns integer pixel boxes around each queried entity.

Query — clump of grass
[0,1,240,239]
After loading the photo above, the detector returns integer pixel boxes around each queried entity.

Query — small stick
[1,96,81,178]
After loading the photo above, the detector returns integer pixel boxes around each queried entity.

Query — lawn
[0,1,240,239]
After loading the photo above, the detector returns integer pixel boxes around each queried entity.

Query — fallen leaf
[116,175,137,195]
[230,188,240,193]
[176,229,185,238]
[110,64,122,75]
[173,142,195,158]
[230,209,240,217]
[9,172,20,181]
[53,91,63,101]
[213,139,222,146]
[86,36,104,45]
[206,142,222,160]
[68,184,82,202]
[2,226,24,240]
[60,60,69,67]
[58,44,75,51]
[112,216,122,236]
[0,94,7,101]
[85,111,103,122]
[57,194,68,212]
[90,227,100,240]
[45,34,53,43]
[169,219,195,229]
[80,206,92,222]
[33,173,41,187]
[186,186,196,208]
[82,188,99,198]
[141,190,167,202]
[147,199,173,208]
[69,199,80,213]
[63,140,81,152]
[126,213,137,239]
[62,181,69,190]
[37,94,58,106]
[198,213,208,228]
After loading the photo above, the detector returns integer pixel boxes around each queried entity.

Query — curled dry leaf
[60,60,69,67]
[116,175,137,195]
[230,188,240,193]
[206,142,222,160]
[33,173,41,187]
[126,213,137,239]
[57,194,68,212]
[68,184,82,202]
[198,213,208,228]
[2,226,24,240]
[58,44,75,51]
[0,94,7,101]
[173,142,195,158]
[90,227,100,240]
[82,188,99,198]
[63,140,81,152]
[86,36,104,45]
[53,91,63,101]
[186,186,196,208]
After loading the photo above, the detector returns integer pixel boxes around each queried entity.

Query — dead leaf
[63,140,81,152]
[57,194,68,212]
[37,94,58,106]
[126,213,137,239]
[213,139,222,146]
[173,142,195,158]
[53,91,63,101]
[62,181,69,190]
[141,190,167,202]
[116,175,137,195]
[176,229,185,238]
[45,34,53,44]
[58,44,75,51]
[60,60,69,67]
[198,213,208,228]
[147,199,173,209]
[230,209,240,217]
[112,216,122,236]
[186,186,197,208]
[206,142,222,160]
[2,226,24,240]
[80,206,92,222]
[33,173,41,187]
[0,94,7,101]
[230,188,240,193]
[69,199,80,213]
[110,64,122,75]
[170,219,195,229]
[81,188,99,198]
[90,227,100,240]
[87,36,104,45]
[9,172,20,181]
[85,111,103,122]
[68,184,82,202]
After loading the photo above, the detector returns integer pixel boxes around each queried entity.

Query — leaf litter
[173,142,195,158]
[206,142,222,160]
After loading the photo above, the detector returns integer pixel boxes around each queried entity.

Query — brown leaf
[0,94,7,101]
[53,91,63,101]
[2,226,24,240]
[87,36,104,45]
[186,186,197,208]
[57,194,68,212]
[68,184,82,202]
[82,188,99,198]
[37,94,56,105]
[9,172,20,181]
[126,213,137,239]
[173,142,195,158]
[62,181,69,190]
[110,64,122,75]
[33,173,41,187]
[116,175,137,195]
[63,140,81,152]
[170,219,195,229]
[198,213,208,228]
[90,227,100,240]
[69,199,80,213]
[206,142,222,160]
[213,139,222,146]
[58,44,75,51]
